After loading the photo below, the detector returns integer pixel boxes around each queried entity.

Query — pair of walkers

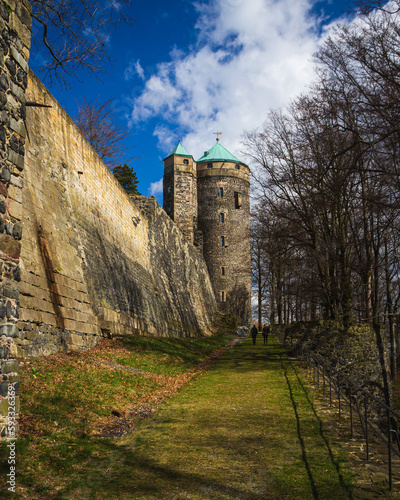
[250,324,270,345]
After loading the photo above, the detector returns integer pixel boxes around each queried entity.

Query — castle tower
[196,139,251,324]
[163,141,197,244]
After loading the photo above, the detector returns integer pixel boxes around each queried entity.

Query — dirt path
[77,336,356,499]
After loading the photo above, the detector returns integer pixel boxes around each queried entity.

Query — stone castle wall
[0,0,31,439]
[15,71,216,357]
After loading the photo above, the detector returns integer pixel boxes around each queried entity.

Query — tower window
[221,266,225,276]
[235,191,242,208]
[208,163,212,169]
[220,236,225,247]
[220,213,225,223]
[219,187,224,197]
[184,159,189,165]
[235,164,240,170]
[220,290,226,302]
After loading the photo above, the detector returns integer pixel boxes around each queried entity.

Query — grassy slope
[1,333,354,499]
[0,327,235,499]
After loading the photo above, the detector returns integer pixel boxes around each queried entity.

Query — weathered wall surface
[17,71,216,357]
[163,154,197,244]
[197,162,251,324]
[0,0,31,440]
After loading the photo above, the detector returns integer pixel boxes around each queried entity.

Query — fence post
[388,408,392,491]
[365,396,369,461]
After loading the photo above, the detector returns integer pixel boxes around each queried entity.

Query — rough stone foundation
[0,0,32,440]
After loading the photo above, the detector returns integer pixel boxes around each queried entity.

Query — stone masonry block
[9,11,31,49]
[63,319,100,335]
[10,174,22,189]
[8,183,22,203]
[9,81,25,103]
[69,333,83,346]
[59,306,95,324]
[1,359,18,374]
[20,282,51,302]
[0,324,19,338]
[15,1,32,30]
[6,92,18,110]
[22,296,54,314]
[9,118,26,139]
[7,199,22,219]
[59,296,94,315]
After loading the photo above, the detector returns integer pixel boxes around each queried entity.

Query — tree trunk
[385,238,396,378]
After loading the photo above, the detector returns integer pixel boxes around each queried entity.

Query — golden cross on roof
[214,132,222,142]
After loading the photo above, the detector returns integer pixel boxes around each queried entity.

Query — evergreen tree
[113,164,141,195]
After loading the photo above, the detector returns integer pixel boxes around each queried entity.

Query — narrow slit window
[235,191,242,208]
[220,236,225,247]
[220,213,225,223]
[220,290,226,302]
[219,187,224,197]
[221,266,225,276]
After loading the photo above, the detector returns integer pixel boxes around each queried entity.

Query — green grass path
[82,336,353,500]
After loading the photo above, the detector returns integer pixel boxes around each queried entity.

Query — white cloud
[135,61,145,80]
[130,0,349,160]
[124,59,145,81]
[153,124,178,155]
[149,178,163,196]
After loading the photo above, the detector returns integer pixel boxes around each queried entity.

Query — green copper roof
[196,141,244,165]
[164,141,193,159]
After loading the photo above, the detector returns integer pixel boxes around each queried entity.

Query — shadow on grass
[283,361,320,500]
[282,360,353,500]
[120,333,234,370]
[289,361,354,499]
[56,439,280,500]
[220,337,290,373]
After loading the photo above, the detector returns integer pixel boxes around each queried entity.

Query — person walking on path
[251,324,258,345]
[262,324,269,345]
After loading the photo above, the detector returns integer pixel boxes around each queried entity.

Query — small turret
[163,141,197,244]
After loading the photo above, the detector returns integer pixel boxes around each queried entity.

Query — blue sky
[29,0,360,204]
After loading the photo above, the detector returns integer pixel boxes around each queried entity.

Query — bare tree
[76,97,129,167]
[30,0,133,86]
[244,2,400,405]
[251,207,269,328]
